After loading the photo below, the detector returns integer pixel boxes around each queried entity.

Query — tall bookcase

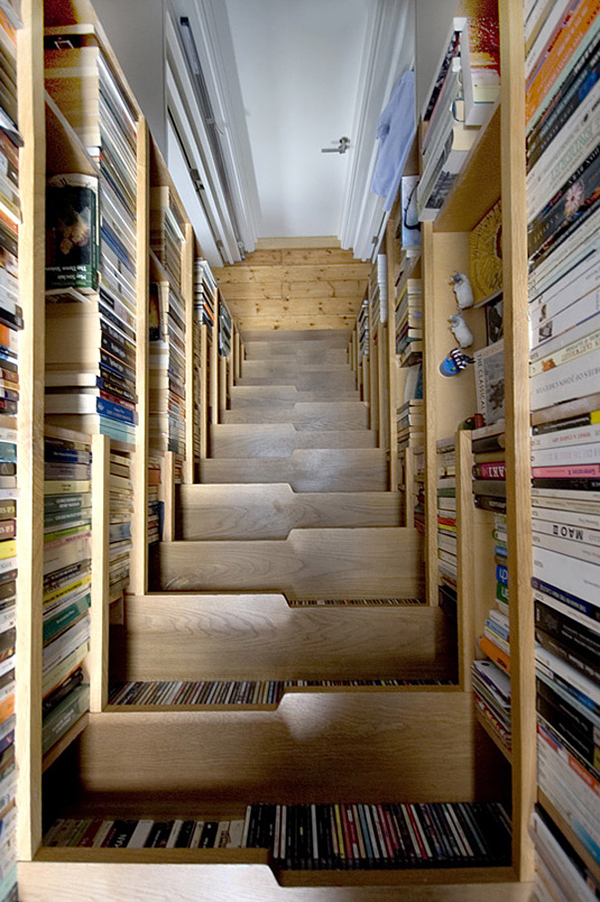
[13,0,593,896]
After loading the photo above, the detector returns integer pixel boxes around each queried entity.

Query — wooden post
[500,0,535,880]
[199,324,209,460]
[129,117,149,594]
[89,434,110,712]
[210,300,219,426]
[404,446,414,526]
[183,223,195,484]
[162,451,176,542]
[421,221,438,607]
[16,0,44,861]
[455,429,474,691]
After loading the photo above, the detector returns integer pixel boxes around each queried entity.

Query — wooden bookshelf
[12,0,564,896]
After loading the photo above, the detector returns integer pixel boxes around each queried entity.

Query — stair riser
[198,449,387,492]
[157,528,425,598]
[114,597,452,682]
[222,403,369,430]
[77,693,484,803]
[229,391,359,406]
[178,486,400,539]
[209,426,376,458]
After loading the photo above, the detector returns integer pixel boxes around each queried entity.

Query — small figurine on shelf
[449,313,474,348]
[450,271,474,309]
[439,347,475,377]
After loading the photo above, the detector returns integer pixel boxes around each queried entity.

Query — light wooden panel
[210,309,219,425]
[218,265,370,284]
[220,281,366,301]
[18,862,533,902]
[157,526,425,598]
[221,401,369,430]
[178,484,400,540]
[129,117,149,595]
[199,324,209,458]
[386,217,399,491]
[16,0,45,862]
[161,451,175,543]
[115,594,452,681]
[455,430,474,691]
[227,297,361,317]
[256,235,340,248]
[500,0,536,881]
[209,424,376,458]
[214,245,369,333]
[77,691,479,802]
[199,448,388,492]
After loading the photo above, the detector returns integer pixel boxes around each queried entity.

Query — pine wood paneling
[214,245,369,333]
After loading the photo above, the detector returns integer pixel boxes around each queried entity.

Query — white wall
[92,0,167,155]
[415,0,457,119]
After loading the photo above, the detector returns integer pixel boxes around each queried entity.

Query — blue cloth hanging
[371,70,416,212]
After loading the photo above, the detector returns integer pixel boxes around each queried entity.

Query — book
[46,173,99,292]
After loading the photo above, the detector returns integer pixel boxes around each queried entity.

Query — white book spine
[530,347,600,410]
[532,504,600,532]
[532,545,600,606]
[532,528,600,563]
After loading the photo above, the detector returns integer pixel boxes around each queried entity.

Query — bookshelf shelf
[45,93,98,177]
[434,103,501,234]
[474,707,512,765]
[41,712,89,773]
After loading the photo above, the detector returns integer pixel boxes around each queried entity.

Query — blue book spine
[496,564,508,585]
[96,396,137,426]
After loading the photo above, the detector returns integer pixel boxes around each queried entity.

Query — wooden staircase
[58,330,520,899]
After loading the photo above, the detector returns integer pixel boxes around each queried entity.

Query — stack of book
[219,299,232,358]
[395,277,423,366]
[437,482,457,615]
[413,446,425,533]
[42,434,91,758]
[194,258,217,332]
[368,255,387,329]
[472,450,506,514]
[44,29,139,445]
[42,801,513,869]
[0,9,20,890]
[396,399,424,451]
[192,321,202,464]
[150,186,185,292]
[437,439,457,586]
[147,457,161,546]
[357,296,369,360]
[148,281,186,456]
[529,804,600,901]
[525,0,600,878]
[472,656,511,754]
[417,15,500,221]
[108,449,132,606]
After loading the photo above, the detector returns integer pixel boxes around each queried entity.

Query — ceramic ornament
[449,271,474,309]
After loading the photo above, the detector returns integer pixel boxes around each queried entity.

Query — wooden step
[71,690,500,804]
[20,859,531,901]
[238,366,356,391]
[112,593,453,682]
[229,385,359,405]
[198,449,387,492]
[209,424,376,458]
[177,484,398,539]
[222,401,368,429]
[244,344,348,363]
[243,328,351,346]
[242,341,348,370]
[156,527,424,598]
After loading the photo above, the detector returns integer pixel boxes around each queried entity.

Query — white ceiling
[223,0,372,239]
